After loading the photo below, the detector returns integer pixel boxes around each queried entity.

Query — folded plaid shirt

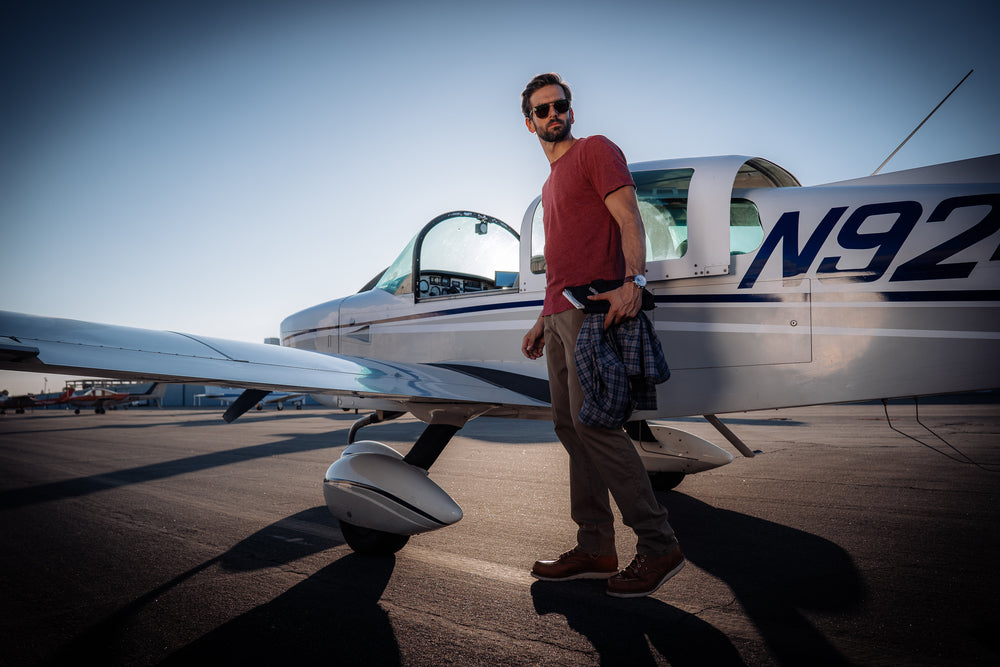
[574,311,671,429]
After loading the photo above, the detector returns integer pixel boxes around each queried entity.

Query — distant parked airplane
[0,386,74,415]
[195,386,306,411]
[67,383,168,414]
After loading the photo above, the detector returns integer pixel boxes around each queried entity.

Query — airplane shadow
[161,553,400,665]
[49,507,405,665]
[44,496,865,666]
[668,492,865,664]
[0,429,352,510]
[0,407,356,435]
[531,493,865,665]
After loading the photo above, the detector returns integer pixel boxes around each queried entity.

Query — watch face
[634,274,647,288]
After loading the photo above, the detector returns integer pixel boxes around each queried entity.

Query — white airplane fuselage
[281,155,1000,419]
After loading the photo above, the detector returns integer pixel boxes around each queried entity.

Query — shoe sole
[531,570,617,582]
[606,558,685,598]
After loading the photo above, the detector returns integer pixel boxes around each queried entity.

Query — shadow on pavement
[530,492,865,665]
[162,553,400,665]
[532,578,745,665]
[46,507,398,665]
[667,493,865,665]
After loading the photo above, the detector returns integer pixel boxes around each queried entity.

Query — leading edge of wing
[0,311,548,409]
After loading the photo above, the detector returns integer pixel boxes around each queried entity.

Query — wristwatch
[626,274,647,289]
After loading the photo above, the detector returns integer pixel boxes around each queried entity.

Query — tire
[339,521,410,556]
[648,471,685,491]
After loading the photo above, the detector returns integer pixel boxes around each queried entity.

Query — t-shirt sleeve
[584,136,635,199]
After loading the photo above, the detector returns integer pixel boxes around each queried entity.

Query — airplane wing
[0,311,549,417]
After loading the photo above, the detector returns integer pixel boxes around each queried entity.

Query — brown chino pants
[544,308,677,556]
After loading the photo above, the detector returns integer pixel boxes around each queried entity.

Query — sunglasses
[531,98,571,119]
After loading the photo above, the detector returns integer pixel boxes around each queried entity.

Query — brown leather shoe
[606,547,685,598]
[531,549,618,581]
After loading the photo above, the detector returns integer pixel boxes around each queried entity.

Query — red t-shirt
[541,135,635,315]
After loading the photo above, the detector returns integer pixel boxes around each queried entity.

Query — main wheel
[339,521,410,556]
[648,471,685,491]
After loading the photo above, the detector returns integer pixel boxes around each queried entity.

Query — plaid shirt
[574,311,670,429]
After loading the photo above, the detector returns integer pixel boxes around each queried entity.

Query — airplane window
[734,158,800,188]
[529,169,695,274]
[376,235,417,295]
[528,168,768,277]
[730,199,764,255]
[417,213,519,299]
[530,201,546,274]
[635,168,694,261]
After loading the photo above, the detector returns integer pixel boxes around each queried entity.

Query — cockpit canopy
[376,211,520,298]
[526,155,799,280]
[373,156,800,297]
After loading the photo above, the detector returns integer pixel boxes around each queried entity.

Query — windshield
[417,213,519,297]
[375,235,417,295]
[375,211,519,297]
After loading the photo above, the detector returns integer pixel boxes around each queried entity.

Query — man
[520,73,684,598]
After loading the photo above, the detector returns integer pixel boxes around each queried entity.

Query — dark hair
[521,73,572,118]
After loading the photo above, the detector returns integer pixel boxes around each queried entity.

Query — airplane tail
[144,383,168,398]
[140,383,168,406]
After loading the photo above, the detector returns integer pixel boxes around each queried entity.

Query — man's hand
[522,317,545,359]
[588,283,642,329]
[600,186,646,329]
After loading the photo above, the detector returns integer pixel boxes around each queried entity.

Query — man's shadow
[531,493,865,666]
[532,579,744,666]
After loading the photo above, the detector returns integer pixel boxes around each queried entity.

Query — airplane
[66,382,168,414]
[1,152,998,557]
[0,386,74,415]
[195,386,308,411]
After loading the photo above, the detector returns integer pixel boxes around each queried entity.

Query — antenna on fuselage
[871,68,974,176]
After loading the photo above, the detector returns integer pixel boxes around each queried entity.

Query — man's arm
[590,185,646,327]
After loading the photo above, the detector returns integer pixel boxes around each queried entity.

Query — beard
[535,117,571,143]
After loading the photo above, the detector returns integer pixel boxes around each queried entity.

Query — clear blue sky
[2,0,998,394]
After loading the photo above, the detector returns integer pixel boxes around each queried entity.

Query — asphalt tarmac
[1,401,998,666]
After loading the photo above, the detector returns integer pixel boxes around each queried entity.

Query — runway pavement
[1,401,998,665]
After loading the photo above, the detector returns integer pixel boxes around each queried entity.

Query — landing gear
[326,415,464,557]
[339,521,410,556]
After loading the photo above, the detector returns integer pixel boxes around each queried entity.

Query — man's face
[526,84,573,143]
